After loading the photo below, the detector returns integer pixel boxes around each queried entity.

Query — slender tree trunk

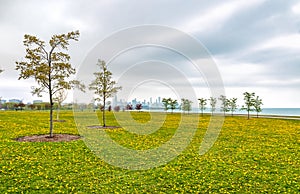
[48,68,53,137]
[49,93,54,137]
[247,110,250,119]
[57,108,59,121]
[201,109,204,117]
[48,52,53,137]
[57,105,60,121]
[103,95,106,127]
[257,112,258,118]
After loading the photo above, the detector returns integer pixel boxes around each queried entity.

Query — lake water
[253,108,300,116]
[201,108,300,116]
[146,108,300,116]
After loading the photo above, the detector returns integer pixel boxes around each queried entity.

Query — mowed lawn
[0,110,299,193]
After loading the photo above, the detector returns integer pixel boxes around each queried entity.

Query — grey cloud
[199,0,299,56]
[0,0,299,107]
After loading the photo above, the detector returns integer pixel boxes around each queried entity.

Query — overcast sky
[0,0,300,108]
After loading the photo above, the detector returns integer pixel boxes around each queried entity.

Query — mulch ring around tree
[16,134,81,142]
[87,125,122,130]
[53,120,66,122]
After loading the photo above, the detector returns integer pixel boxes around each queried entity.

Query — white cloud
[292,2,300,14]
[258,34,300,50]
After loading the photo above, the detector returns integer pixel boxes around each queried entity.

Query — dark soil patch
[16,134,81,142]
[53,120,66,122]
[87,125,121,129]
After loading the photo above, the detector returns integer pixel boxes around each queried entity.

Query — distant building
[113,95,118,106]
[132,98,137,106]
[33,100,43,104]
[9,99,22,103]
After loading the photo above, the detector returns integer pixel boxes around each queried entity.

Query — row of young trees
[159,92,262,119]
[161,98,193,114]
[162,98,179,113]
[95,91,262,120]
[197,93,263,119]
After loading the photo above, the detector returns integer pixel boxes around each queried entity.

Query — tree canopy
[15,30,84,137]
[208,97,217,115]
[218,95,229,116]
[89,59,122,127]
[181,98,192,114]
[162,98,170,112]
[253,96,263,118]
[228,98,238,117]
[198,98,207,116]
[241,92,256,119]
[162,98,178,113]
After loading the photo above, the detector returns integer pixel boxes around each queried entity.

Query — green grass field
[0,111,299,193]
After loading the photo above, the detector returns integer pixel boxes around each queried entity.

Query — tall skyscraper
[113,95,118,106]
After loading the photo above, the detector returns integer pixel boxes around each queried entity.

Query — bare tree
[16,31,84,137]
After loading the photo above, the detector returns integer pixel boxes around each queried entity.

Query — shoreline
[232,114,300,120]
[201,113,300,120]
[196,113,300,120]
[144,111,300,120]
